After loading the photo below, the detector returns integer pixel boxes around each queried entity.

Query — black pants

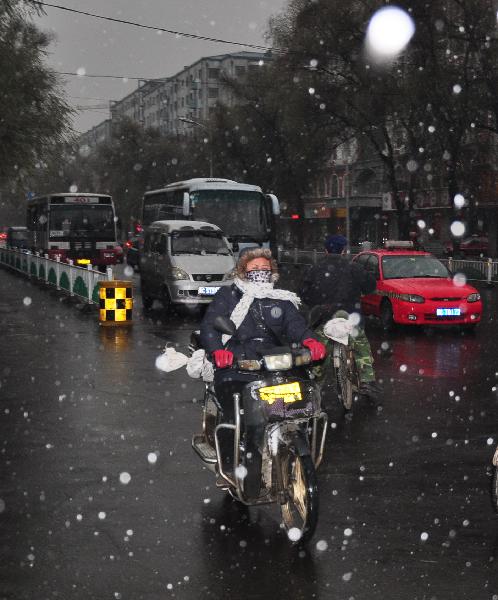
[214,372,264,497]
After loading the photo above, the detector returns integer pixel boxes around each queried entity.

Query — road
[0,265,497,600]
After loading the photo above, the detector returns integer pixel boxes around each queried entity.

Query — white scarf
[221,277,301,345]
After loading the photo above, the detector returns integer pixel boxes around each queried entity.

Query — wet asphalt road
[0,264,497,600]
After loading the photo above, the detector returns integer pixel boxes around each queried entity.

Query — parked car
[445,235,489,258]
[139,220,235,311]
[6,226,29,249]
[353,247,482,330]
[459,235,489,257]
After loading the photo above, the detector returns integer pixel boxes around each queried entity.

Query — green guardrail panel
[22,260,28,273]
[73,275,88,299]
[48,267,57,285]
[30,262,37,276]
[60,272,70,291]
[39,264,46,279]
[92,284,99,304]
[15,257,21,270]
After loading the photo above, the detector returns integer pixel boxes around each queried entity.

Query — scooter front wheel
[278,442,319,543]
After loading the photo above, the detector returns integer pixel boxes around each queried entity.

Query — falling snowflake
[119,472,131,485]
[287,527,302,542]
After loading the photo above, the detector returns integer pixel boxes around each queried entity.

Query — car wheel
[380,300,395,331]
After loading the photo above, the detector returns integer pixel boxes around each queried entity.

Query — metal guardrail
[277,248,497,284]
[0,247,113,304]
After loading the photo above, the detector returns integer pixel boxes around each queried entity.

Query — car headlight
[222,269,235,281]
[399,293,425,303]
[167,267,190,280]
[467,293,481,302]
[263,353,293,371]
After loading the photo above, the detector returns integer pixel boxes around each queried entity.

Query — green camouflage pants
[312,310,375,384]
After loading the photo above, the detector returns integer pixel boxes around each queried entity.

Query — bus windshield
[190,190,268,241]
[171,230,230,255]
[49,205,115,240]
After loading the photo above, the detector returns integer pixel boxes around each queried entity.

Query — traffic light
[291,214,300,220]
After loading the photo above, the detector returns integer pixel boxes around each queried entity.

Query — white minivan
[139,220,236,310]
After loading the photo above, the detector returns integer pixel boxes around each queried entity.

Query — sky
[35,0,288,134]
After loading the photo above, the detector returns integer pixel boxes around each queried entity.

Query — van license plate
[436,308,461,316]
[198,286,220,296]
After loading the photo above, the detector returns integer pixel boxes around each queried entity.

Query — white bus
[141,178,280,253]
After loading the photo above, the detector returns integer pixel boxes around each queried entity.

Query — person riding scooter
[199,247,326,483]
[299,234,381,402]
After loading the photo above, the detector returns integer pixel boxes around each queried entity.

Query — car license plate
[76,258,91,265]
[198,286,220,296]
[436,307,461,316]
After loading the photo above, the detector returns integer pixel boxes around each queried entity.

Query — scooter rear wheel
[279,442,319,543]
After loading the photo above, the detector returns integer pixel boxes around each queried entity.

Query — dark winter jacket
[299,254,376,321]
[200,284,314,360]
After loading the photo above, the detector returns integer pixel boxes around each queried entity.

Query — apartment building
[82,51,271,146]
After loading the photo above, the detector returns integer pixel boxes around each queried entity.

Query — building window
[208,68,220,79]
[331,175,339,197]
[235,66,246,77]
[208,88,219,99]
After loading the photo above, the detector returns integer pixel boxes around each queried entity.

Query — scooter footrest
[192,434,218,464]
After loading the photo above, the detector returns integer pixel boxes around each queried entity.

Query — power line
[58,70,166,82]
[69,94,118,101]
[35,1,277,52]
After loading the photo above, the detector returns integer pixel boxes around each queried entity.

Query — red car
[353,249,482,330]
[445,235,489,257]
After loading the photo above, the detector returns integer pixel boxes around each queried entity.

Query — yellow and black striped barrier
[99,280,133,326]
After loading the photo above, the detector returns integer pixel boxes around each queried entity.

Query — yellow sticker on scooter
[259,382,302,404]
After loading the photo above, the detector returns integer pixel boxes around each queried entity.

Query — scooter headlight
[263,353,293,371]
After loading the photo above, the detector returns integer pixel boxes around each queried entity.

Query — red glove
[212,349,234,369]
[303,338,327,361]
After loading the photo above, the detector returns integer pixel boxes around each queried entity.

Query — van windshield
[171,230,230,255]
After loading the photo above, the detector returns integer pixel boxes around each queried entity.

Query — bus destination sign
[64,196,100,204]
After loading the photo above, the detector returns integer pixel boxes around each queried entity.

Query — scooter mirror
[213,315,236,336]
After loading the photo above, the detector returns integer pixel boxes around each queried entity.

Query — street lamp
[345,163,351,254]
[178,117,213,178]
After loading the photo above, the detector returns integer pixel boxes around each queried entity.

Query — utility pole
[345,163,351,253]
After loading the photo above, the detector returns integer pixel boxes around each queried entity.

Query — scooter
[190,316,328,542]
